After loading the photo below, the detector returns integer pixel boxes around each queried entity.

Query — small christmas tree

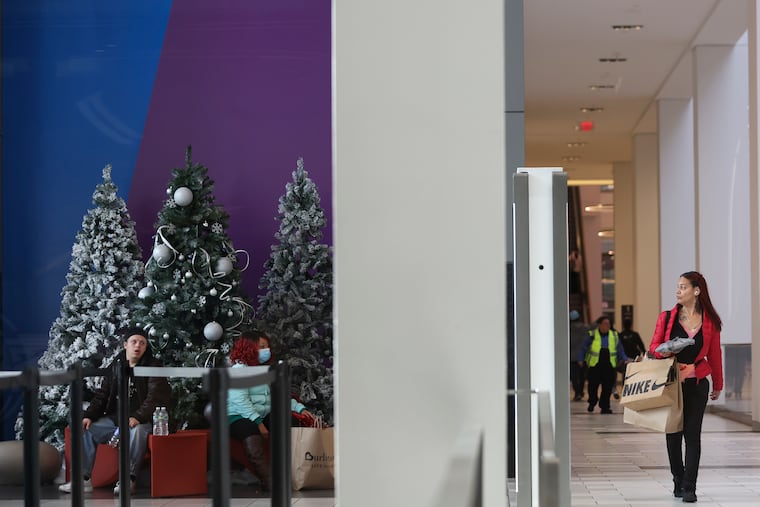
[15,165,145,449]
[257,157,334,424]
[131,147,253,429]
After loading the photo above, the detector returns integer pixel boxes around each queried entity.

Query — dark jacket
[84,347,171,424]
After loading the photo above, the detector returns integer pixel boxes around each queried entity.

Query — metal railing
[507,388,560,507]
[0,360,292,507]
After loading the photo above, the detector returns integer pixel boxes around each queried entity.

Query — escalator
[567,186,590,323]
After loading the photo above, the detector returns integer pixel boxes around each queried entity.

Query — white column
[658,99,695,311]
[747,2,760,427]
[333,1,507,506]
[613,162,635,328]
[693,44,751,350]
[632,134,661,341]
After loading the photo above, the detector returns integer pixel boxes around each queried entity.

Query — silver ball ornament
[152,244,172,263]
[166,187,172,195]
[171,294,177,301]
[227,310,234,317]
[138,286,155,299]
[203,321,223,341]
[150,328,157,336]
[163,333,169,340]
[209,288,218,297]
[147,281,153,287]
[185,271,193,279]
[215,257,233,276]
[173,186,194,207]
[179,254,185,261]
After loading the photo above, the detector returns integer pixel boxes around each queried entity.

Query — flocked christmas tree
[130,147,253,429]
[15,165,145,449]
[257,157,334,425]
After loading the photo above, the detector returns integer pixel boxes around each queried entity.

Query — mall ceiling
[523,0,748,182]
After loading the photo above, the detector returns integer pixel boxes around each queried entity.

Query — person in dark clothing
[578,315,630,414]
[649,271,723,503]
[569,310,588,401]
[619,318,646,360]
[59,328,171,496]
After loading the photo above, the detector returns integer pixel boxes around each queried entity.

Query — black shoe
[587,403,595,412]
[573,394,583,402]
[613,392,620,400]
[682,490,697,503]
[601,408,613,414]
[673,478,683,498]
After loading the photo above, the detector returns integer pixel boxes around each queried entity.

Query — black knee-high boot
[243,436,271,490]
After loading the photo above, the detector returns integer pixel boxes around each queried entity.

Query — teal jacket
[227,362,306,424]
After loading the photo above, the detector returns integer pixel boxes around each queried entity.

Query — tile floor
[2,396,759,506]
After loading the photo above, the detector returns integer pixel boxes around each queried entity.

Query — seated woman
[227,332,314,490]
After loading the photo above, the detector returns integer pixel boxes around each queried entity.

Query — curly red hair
[229,333,272,366]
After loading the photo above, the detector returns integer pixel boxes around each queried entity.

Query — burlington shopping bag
[620,356,680,411]
[291,424,335,490]
[623,375,683,433]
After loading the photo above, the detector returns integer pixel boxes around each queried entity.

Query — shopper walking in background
[569,310,588,401]
[578,315,630,414]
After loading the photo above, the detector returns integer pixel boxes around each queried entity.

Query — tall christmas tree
[131,147,253,429]
[15,165,145,449]
[257,158,334,425]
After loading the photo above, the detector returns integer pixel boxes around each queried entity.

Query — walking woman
[650,271,723,503]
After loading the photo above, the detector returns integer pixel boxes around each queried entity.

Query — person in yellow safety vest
[577,315,630,414]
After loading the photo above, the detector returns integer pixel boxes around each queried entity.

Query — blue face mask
[258,348,271,364]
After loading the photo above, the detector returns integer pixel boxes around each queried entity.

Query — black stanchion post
[22,367,41,507]
[208,367,230,507]
[270,361,291,507]
[69,363,85,507]
[117,360,130,507]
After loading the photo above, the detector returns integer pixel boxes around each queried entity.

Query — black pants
[570,362,586,398]
[586,363,616,410]
[666,378,709,490]
[229,414,271,441]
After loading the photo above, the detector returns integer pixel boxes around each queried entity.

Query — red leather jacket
[649,305,723,391]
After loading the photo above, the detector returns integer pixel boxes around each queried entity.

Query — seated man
[59,327,170,495]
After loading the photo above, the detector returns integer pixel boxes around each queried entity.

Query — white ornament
[150,328,157,336]
[227,310,234,317]
[179,254,185,261]
[171,294,177,301]
[185,271,193,279]
[163,333,169,340]
[152,244,172,263]
[203,321,223,341]
[209,288,218,297]
[138,286,154,299]
[147,280,154,287]
[173,187,193,206]
[215,257,233,276]
[191,309,197,314]
[166,187,172,195]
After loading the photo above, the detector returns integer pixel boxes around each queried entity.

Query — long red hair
[229,333,272,366]
[681,271,722,331]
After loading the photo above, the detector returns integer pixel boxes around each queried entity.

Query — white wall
[658,98,695,323]
[333,1,507,506]
[693,44,751,345]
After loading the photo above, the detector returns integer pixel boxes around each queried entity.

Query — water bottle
[152,407,161,435]
[160,407,170,435]
[107,427,120,448]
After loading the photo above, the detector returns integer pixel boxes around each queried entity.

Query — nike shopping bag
[620,356,680,411]
[623,376,683,433]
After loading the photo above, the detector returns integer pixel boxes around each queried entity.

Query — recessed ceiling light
[580,107,604,113]
[612,24,643,31]
[584,204,614,213]
[562,156,581,162]
[589,84,616,90]
[566,141,587,148]
[599,57,627,63]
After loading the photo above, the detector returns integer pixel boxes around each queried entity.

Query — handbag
[623,376,683,433]
[291,418,335,490]
[619,356,680,411]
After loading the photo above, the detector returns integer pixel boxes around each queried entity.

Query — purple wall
[129,0,332,300]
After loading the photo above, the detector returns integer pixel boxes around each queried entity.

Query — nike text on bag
[620,356,679,411]
[623,377,683,433]
[291,426,335,490]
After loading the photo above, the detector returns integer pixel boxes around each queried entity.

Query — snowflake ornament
[211,223,223,234]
